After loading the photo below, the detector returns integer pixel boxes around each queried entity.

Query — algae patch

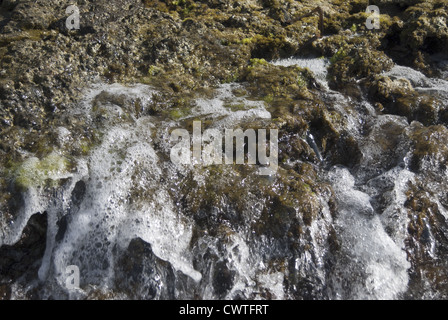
[11,153,73,190]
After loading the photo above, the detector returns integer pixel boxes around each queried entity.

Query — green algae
[0,29,58,46]
[169,107,192,120]
[329,46,350,65]
[223,103,248,112]
[241,61,316,105]
[408,124,448,172]
[11,152,72,191]
[249,58,268,68]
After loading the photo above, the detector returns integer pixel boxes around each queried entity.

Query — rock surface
[1,0,448,300]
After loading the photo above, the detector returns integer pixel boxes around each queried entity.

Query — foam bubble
[328,166,410,299]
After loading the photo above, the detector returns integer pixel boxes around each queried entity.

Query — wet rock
[1,0,19,10]
[10,1,58,30]
[370,75,443,125]
[114,237,178,299]
[242,60,315,101]
[0,284,11,300]
[404,180,448,299]
[0,212,47,294]
[357,114,409,182]
[328,38,394,90]
[70,180,86,210]
[1,0,448,300]
[212,260,235,298]
[381,1,448,75]
[407,123,448,174]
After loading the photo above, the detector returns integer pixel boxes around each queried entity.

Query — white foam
[50,117,202,290]
[191,83,271,129]
[34,82,273,296]
[6,73,435,299]
[74,82,156,118]
[0,152,77,248]
[384,65,448,99]
[256,272,285,300]
[379,169,415,245]
[271,57,330,90]
[328,166,410,299]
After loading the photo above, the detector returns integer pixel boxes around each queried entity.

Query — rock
[1,0,448,300]
[328,38,394,90]
[407,123,448,174]
[212,260,235,298]
[114,237,178,299]
[370,75,443,125]
[404,178,448,299]
[0,212,47,298]
[0,284,11,300]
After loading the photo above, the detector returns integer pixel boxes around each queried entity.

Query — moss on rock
[327,36,394,90]
[370,75,443,125]
[407,123,448,173]
[10,152,73,191]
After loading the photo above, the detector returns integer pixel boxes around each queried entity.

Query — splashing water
[4,55,448,300]
[327,166,411,300]
[272,57,330,90]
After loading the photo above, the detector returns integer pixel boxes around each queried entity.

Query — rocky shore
[1,0,448,299]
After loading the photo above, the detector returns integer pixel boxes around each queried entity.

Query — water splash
[327,166,410,300]
[4,55,448,299]
[271,57,330,90]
